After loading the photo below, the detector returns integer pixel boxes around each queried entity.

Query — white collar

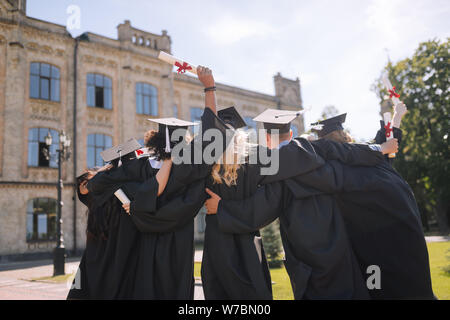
[149,157,162,169]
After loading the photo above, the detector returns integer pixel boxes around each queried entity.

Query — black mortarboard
[253,109,302,134]
[310,113,347,138]
[148,117,198,152]
[100,138,142,164]
[218,106,247,129]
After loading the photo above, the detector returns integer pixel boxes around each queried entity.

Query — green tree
[373,38,450,233]
[261,220,283,268]
[321,105,340,119]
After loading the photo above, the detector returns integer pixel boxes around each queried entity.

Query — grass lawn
[427,241,450,300]
[194,241,450,300]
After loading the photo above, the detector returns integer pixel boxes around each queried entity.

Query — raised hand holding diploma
[383,112,396,158]
[382,74,401,106]
[158,51,197,75]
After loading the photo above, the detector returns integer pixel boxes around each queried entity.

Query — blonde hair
[322,129,353,143]
[211,129,254,186]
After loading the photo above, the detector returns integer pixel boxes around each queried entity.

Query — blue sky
[27,0,449,141]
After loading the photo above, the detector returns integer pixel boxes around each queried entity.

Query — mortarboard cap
[310,113,347,138]
[253,109,302,134]
[100,138,142,163]
[218,106,247,129]
[147,117,198,152]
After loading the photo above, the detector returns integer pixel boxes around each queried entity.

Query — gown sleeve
[256,138,326,185]
[309,138,384,166]
[216,182,284,234]
[127,180,207,233]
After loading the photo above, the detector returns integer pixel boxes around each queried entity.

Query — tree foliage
[261,220,283,268]
[373,38,450,232]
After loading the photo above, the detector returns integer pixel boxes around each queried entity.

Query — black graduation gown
[287,158,434,299]
[86,157,207,300]
[215,139,384,299]
[67,190,141,300]
[201,165,273,300]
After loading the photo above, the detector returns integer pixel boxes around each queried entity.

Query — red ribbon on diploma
[175,61,192,74]
[384,122,393,138]
[136,149,144,156]
[388,86,400,99]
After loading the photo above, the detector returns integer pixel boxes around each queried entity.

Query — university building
[0,0,304,260]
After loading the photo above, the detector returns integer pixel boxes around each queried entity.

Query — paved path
[0,251,205,300]
[425,236,450,243]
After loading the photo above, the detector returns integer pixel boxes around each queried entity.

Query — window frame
[26,198,57,242]
[87,73,112,110]
[29,62,60,102]
[136,82,158,116]
[27,128,59,168]
[87,133,113,168]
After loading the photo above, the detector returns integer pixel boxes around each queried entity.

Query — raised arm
[309,138,385,166]
[155,159,172,196]
[197,66,216,114]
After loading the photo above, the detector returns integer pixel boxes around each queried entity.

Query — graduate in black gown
[204,109,394,300]
[305,107,434,299]
[195,70,374,300]
[86,124,208,299]
[67,155,144,299]
[199,106,273,300]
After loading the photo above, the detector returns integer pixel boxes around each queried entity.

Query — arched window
[87,133,113,168]
[30,62,60,101]
[136,83,158,115]
[26,198,57,242]
[28,128,59,168]
[87,73,112,109]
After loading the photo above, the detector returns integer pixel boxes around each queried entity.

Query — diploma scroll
[158,51,198,75]
[114,189,131,204]
[383,112,396,159]
[382,74,401,106]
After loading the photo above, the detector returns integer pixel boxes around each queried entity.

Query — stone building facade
[0,0,304,259]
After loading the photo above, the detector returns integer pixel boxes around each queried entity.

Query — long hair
[211,129,254,187]
[78,165,117,241]
[321,129,353,143]
[145,128,192,161]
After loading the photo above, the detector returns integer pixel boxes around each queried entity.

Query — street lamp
[44,130,71,276]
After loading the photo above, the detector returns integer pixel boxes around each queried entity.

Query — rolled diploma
[158,51,197,75]
[382,74,401,106]
[383,112,396,158]
[114,189,130,204]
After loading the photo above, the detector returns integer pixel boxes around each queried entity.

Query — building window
[87,134,113,168]
[136,83,158,115]
[26,198,57,242]
[30,62,60,101]
[173,105,178,118]
[87,73,112,109]
[28,128,59,168]
[244,116,256,129]
[190,107,203,134]
[291,125,299,137]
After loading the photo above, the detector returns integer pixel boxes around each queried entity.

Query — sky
[27,0,450,141]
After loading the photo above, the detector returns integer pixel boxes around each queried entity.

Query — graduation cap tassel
[165,125,171,153]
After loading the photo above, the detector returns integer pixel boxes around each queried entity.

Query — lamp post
[44,130,71,276]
